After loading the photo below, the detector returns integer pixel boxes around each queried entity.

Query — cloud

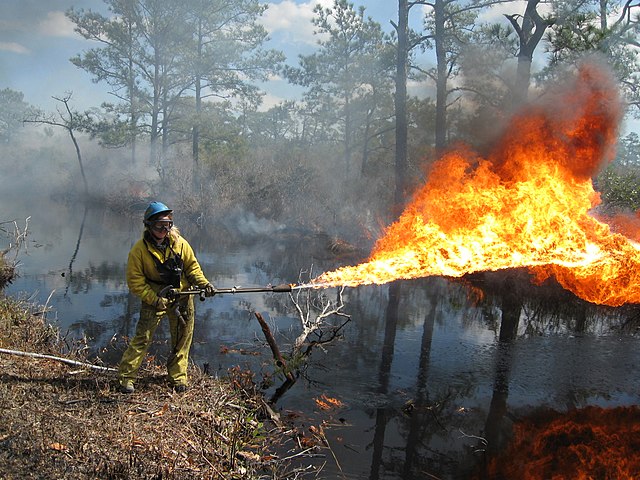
[0,42,30,54]
[262,1,329,45]
[0,19,20,32]
[37,11,76,38]
[259,91,287,111]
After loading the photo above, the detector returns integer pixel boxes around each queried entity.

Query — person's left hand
[203,283,216,297]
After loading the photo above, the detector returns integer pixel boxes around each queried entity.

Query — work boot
[119,381,135,394]
[173,384,187,393]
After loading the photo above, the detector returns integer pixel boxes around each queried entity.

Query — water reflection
[63,205,88,297]
[4,202,640,479]
[483,341,514,458]
[369,282,400,480]
[482,278,520,459]
[402,289,436,479]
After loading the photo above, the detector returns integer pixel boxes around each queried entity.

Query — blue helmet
[144,201,173,222]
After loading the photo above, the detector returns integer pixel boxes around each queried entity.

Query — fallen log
[0,347,116,372]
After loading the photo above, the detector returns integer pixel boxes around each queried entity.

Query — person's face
[149,214,173,240]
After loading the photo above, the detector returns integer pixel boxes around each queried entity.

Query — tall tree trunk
[506,0,552,108]
[514,56,533,107]
[193,77,201,167]
[59,96,89,197]
[150,57,161,168]
[434,0,448,154]
[161,87,169,154]
[361,106,373,174]
[394,0,409,217]
[69,129,89,197]
[129,111,137,165]
[599,0,607,29]
[193,19,203,174]
[127,18,137,165]
[344,94,352,176]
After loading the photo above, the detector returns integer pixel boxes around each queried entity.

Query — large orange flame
[313,64,640,306]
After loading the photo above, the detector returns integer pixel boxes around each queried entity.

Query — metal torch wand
[166,283,294,301]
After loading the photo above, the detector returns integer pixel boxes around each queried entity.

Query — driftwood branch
[251,270,352,404]
[289,284,350,354]
[1,216,30,261]
[0,347,116,372]
[254,312,295,382]
[259,397,284,429]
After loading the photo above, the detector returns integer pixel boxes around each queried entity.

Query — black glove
[154,296,169,310]
[203,283,216,297]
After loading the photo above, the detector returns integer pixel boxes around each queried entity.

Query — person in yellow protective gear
[118,201,215,394]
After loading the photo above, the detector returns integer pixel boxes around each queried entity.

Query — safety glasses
[150,221,173,232]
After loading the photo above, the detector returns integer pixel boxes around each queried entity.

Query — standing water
[4,201,640,479]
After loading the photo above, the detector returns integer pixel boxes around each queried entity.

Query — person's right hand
[155,297,169,310]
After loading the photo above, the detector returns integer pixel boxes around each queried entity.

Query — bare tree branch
[288,270,351,357]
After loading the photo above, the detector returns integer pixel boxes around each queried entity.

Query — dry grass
[0,254,16,291]
[0,295,298,479]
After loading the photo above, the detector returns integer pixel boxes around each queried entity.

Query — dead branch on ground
[0,347,116,372]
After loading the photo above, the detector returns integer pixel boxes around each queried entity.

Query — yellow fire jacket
[126,231,209,307]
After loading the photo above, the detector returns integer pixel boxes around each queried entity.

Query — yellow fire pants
[118,296,195,387]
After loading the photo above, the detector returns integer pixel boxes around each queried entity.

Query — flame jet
[312,63,640,307]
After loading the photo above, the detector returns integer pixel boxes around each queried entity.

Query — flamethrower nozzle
[272,284,292,292]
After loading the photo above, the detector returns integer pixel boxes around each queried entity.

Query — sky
[0,0,416,111]
[9,0,628,128]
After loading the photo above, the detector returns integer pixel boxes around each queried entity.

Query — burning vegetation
[483,406,640,479]
[312,64,640,307]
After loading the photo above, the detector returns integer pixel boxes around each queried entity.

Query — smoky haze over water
[0,124,381,257]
